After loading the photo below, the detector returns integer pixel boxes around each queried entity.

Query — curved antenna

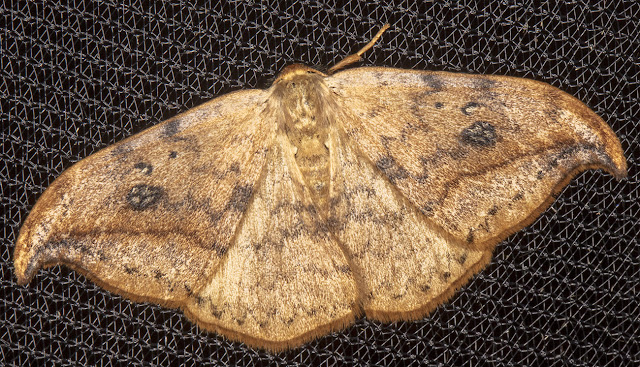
[328,24,390,74]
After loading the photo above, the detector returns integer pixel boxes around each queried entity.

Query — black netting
[2,1,638,366]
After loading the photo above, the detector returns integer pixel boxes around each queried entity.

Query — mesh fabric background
[1,1,638,366]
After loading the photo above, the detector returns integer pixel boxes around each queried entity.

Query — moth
[14,25,626,351]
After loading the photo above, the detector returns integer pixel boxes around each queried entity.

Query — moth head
[274,64,326,84]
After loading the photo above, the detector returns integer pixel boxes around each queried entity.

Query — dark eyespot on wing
[126,184,164,210]
[460,121,497,147]
[461,102,480,115]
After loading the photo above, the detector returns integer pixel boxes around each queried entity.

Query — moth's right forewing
[14,89,276,304]
[326,67,626,249]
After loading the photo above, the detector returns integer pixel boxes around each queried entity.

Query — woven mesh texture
[2,1,638,366]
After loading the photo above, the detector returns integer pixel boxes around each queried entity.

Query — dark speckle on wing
[126,184,164,210]
[460,121,497,147]
[227,184,254,212]
[163,119,181,137]
[134,162,153,175]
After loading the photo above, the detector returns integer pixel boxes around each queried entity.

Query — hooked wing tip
[14,243,38,286]
[14,221,63,286]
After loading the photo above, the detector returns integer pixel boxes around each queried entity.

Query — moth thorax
[280,75,331,213]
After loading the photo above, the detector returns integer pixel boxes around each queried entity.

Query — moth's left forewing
[326,67,626,248]
[14,89,276,304]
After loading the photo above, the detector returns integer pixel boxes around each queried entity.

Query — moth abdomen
[273,66,335,214]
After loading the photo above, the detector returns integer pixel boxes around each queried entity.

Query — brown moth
[14,24,627,351]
